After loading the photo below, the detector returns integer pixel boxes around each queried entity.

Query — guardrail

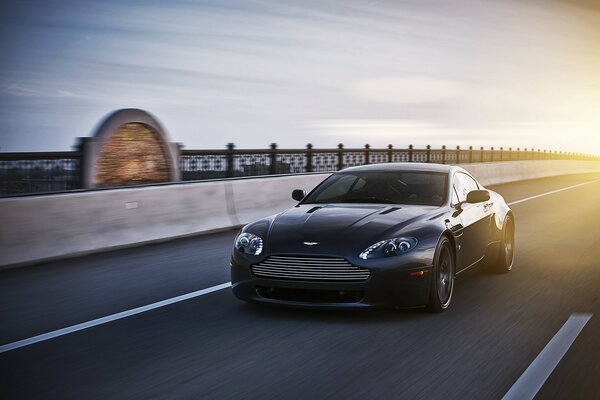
[2,143,599,195]
[181,143,600,179]
[0,151,82,195]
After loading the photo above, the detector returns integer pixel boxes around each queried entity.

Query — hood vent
[306,206,322,214]
[379,207,401,215]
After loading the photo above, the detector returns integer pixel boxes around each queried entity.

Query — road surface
[1,173,599,399]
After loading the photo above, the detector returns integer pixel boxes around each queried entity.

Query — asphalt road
[1,173,599,400]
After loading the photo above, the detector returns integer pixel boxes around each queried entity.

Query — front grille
[256,287,365,303]
[251,255,370,282]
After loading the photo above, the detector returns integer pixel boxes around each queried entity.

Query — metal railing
[1,144,598,195]
[0,152,82,195]
[180,143,599,180]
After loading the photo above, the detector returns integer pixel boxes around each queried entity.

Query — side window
[454,173,479,202]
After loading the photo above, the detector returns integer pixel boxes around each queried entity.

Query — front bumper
[230,258,433,309]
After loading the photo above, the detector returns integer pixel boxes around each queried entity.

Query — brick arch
[83,109,179,188]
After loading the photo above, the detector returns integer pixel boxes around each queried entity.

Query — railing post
[387,144,393,163]
[490,147,494,162]
[499,147,503,161]
[364,144,370,165]
[270,143,277,175]
[537,148,540,160]
[74,137,89,188]
[469,146,473,163]
[543,149,547,160]
[524,148,528,160]
[441,145,446,164]
[426,145,431,163]
[306,143,313,173]
[175,142,184,181]
[226,142,235,178]
[517,148,521,160]
[408,144,414,162]
[508,147,512,161]
[480,146,484,162]
[337,143,344,171]
[456,146,460,164]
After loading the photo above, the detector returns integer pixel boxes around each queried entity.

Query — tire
[427,236,455,313]
[492,215,515,273]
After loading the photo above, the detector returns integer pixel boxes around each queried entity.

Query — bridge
[1,169,599,399]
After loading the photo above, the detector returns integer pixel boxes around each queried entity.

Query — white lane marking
[507,179,600,206]
[0,282,231,353]
[502,313,592,400]
[2,178,599,353]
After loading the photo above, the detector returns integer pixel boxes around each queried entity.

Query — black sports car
[230,163,514,312]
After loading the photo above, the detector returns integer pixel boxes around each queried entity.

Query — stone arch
[81,109,180,188]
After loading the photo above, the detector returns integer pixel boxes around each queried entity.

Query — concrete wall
[1,160,599,268]
[460,160,600,187]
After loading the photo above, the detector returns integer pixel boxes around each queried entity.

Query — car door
[453,172,491,272]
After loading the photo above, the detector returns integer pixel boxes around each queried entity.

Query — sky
[0,0,599,154]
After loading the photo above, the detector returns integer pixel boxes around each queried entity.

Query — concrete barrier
[0,181,234,268]
[230,174,329,225]
[461,160,600,186]
[1,160,599,268]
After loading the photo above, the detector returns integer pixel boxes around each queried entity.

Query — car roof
[340,162,456,174]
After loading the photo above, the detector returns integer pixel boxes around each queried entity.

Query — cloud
[307,119,439,130]
[351,76,464,105]
[0,0,599,154]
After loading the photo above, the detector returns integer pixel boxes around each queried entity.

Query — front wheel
[427,236,455,313]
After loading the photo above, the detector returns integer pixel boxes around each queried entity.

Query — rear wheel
[492,215,514,273]
[427,236,454,313]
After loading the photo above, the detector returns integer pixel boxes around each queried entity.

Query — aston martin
[230,163,514,312]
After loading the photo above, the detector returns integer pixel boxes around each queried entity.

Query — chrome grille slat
[252,267,368,274]
[269,256,349,262]
[257,263,360,269]
[251,255,370,282]
[261,261,350,267]
[252,273,368,281]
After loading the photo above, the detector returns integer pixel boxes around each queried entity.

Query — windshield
[303,171,448,206]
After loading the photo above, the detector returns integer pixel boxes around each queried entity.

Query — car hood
[266,203,438,255]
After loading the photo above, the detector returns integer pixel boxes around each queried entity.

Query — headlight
[235,232,264,255]
[359,237,417,260]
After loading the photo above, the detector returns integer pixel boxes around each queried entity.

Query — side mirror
[292,189,306,201]
[466,189,490,204]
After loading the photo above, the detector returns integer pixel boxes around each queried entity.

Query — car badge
[303,242,318,246]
